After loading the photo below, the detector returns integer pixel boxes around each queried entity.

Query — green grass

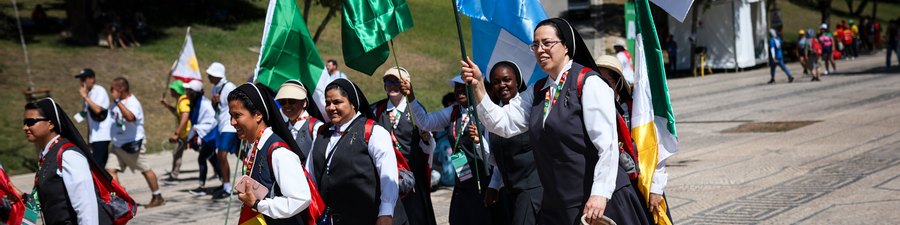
[0,0,470,174]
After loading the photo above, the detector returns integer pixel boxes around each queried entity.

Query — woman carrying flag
[460,18,650,225]
[230,83,313,224]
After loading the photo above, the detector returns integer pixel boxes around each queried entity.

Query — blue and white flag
[456,0,548,85]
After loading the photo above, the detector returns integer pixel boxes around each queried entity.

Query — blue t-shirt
[769,37,784,60]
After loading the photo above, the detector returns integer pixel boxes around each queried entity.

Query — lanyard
[451,111,470,142]
[242,129,266,175]
[543,71,569,119]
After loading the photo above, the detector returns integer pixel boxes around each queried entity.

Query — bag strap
[55,142,77,172]
[576,67,592,98]
[306,117,318,137]
[364,119,375,144]
[374,101,388,122]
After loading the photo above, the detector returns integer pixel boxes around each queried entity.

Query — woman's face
[383,76,402,98]
[490,66,519,102]
[453,83,468,106]
[229,99,263,141]
[23,109,53,143]
[279,98,307,121]
[325,89,356,125]
[533,25,569,75]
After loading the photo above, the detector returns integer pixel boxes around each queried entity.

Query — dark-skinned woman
[460,18,650,225]
[229,83,312,224]
[481,61,543,225]
[371,67,437,225]
[25,98,110,224]
[403,75,494,225]
[307,78,405,225]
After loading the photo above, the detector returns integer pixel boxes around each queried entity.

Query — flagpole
[450,0,489,193]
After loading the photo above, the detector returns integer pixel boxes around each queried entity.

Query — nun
[307,78,406,225]
[371,67,438,225]
[229,83,313,224]
[403,74,494,225]
[25,98,110,224]
[460,18,651,225]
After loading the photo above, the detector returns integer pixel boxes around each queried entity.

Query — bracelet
[252,199,261,211]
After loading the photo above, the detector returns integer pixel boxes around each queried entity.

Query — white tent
[667,0,769,70]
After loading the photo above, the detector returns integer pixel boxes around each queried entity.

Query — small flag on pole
[171,27,202,82]
[341,0,414,75]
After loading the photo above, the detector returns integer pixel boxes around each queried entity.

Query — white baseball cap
[206,62,226,78]
[184,80,204,92]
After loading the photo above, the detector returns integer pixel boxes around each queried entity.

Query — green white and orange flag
[171,27,202,82]
[631,0,678,224]
[254,0,329,118]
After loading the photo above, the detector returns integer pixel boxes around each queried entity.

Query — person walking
[25,98,110,224]
[372,67,438,225]
[797,30,810,75]
[276,80,323,157]
[887,19,900,68]
[460,18,650,225]
[768,29,794,84]
[307,79,404,225]
[229,83,314,224]
[160,80,191,183]
[207,62,237,199]
[106,77,165,208]
[75,68,114,168]
[183,80,222,196]
[818,24,837,75]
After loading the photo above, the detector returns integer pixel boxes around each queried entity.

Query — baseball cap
[820,23,828,30]
[275,80,308,100]
[206,62,226,78]
[168,80,185,95]
[184,80,203,92]
[383,67,411,82]
[73,68,95,78]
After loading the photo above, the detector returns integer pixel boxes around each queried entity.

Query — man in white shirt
[106,77,164,208]
[613,40,635,85]
[326,59,348,82]
[206,62,237,199]
[75,68,114,168]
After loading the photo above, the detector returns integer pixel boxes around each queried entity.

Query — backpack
[811,38,823,56]
[534,67,641,180]
[265,142,325,225]
[315,119,415,196]
[56,143,136,225]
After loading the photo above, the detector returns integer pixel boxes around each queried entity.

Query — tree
[64,0,97,45]
[312,0,342,43]
[844,0,870,18]
[819,0,833,24]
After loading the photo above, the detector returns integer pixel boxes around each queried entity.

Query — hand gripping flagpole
[451,0,489,193]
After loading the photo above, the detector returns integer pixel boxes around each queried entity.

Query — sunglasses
[277,99,303,105]
[24,118,50,127]
[384,80,401,87]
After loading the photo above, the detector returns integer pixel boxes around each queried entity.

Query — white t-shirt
[190,96,219,140]
[213,79,237,133]
[616,52,635,85]
[329,71,348,82]
[111,95,145,147]
[84,85,113,143]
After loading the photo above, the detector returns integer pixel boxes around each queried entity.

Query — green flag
[255,0,329,117]
[342,0,414,75]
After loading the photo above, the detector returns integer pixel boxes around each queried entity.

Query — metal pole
[10,0,34,91]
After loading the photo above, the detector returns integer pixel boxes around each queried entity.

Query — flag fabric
[254,0,329,119]
[171,28,202,82]
[456,0,548,85]
[631,0,678,224]
[342,0,414,75]
[650,0,695,23]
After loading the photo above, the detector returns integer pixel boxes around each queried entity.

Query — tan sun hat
[275,80,307,100]
[595,55,624,78]
[383,66,411,82]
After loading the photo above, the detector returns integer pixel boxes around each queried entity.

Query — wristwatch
[252,199,261,212]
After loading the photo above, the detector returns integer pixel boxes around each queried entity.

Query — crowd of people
[2,17,675,225]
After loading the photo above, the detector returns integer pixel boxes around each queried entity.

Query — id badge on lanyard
[23,190,39,225]
[451,151,472,182]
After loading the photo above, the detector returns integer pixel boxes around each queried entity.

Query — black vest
[488,132,541,191]
[312,117,380,225]
[36,138,112,225]
[374,100,430,189]
[251,134,307,225]
[293,118,316,161]
[448,106,492,186]
[528,63,630,209]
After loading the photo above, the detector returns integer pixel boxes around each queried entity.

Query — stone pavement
[9,51,900,224]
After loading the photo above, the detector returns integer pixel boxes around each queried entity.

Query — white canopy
[667,0,769,70]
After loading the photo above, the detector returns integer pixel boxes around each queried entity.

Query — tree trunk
[845,0,854,15]
[871,0,876,19]
[853,0,869,17]
[819,0,832,24]
[303,0,312,22]
[313,6,337,43]
[65,0,96,45]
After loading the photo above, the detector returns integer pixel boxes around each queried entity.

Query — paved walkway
[10,51,900,224]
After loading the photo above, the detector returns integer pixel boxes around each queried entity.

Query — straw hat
[595,55,624,78]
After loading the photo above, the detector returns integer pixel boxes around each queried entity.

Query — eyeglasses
[24,118,50,127]
[384,80,401,87]
[530,40,561,52]
[278,99,303,105]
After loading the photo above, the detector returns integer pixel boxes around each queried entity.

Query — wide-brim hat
[206,62,226,78]
[168,80,185,95]
[275,80,307,100]
[595,55,624,79]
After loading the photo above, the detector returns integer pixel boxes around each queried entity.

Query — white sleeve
[475,87,532,138]
[368,126,399,217]
[488,166,504,190]
[257,148,312,219]
[650,159,668,194]
[409,100,453,132]
[130,101,144,122]
[90,88,110,109]
[419,132,436,168]
[582,76,619,199]
[60,151,99,225]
